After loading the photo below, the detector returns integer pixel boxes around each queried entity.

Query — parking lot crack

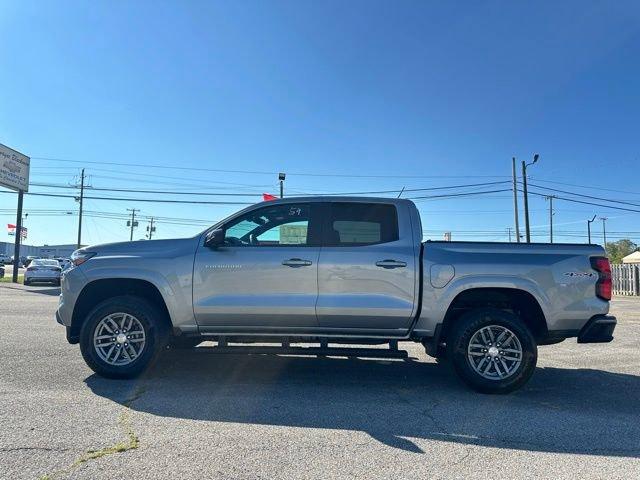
[38,385,147,480]
[0,446,70,453]
[392,390,449,434]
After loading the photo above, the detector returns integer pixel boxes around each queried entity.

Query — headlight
[70,249,96,266]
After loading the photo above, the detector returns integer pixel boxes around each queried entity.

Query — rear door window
[325,203,399,246]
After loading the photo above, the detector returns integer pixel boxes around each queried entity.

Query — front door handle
[375,259,407,269]
[282,258,313,267]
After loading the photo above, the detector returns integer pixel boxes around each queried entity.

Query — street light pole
[587,215,596,244]
[521,153,539,243]
[279,172,286,198]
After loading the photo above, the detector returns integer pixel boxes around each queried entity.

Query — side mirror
[204,228,225,248]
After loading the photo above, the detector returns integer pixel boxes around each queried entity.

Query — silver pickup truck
[57,197,616,393]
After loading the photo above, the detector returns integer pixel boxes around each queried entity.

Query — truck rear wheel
[447,308,537,394]
[79,296,165,379]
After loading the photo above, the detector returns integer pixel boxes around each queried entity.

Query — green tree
[605,239,638,264]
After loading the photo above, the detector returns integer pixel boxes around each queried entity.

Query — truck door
[316,201,418,334]
[193,202,322,329]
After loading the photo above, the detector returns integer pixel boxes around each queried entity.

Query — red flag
[263,193,277,201]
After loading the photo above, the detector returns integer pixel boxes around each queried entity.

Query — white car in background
[56,258,72,270]
[24,259,62,286]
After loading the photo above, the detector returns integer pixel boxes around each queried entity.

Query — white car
[58,258,72,270]
[24,259,62,286]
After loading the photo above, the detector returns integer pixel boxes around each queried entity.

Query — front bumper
[577,315,617,344]
[55,310,78,343]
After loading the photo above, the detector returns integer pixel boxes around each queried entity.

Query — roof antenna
[397,186,405,198]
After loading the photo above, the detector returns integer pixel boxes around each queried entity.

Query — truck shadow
[85,351,640,457]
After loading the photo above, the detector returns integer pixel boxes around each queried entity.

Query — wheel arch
[438,287,548,345]
[69,278,172,343]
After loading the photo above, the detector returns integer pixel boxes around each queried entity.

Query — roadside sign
[7,224,27,239]
[0,143,30,192]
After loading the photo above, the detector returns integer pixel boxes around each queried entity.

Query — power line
[529,177,640,196]
[0,190,253,205]
[31,156,511,179]
[28,179,512,197]
[1,184,514,205]
[29,182,266,197]
[409,188,513,200]
[526,189,640,213]
[527,182,640,208]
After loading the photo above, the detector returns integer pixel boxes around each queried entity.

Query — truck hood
[82,236,201,259]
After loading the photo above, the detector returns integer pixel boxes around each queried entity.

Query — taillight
[590,256,612,301]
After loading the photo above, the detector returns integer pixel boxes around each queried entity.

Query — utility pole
[76,168,85,249]
[146,217,156,240]
[545,195,555,243]
[127,209,139,241]
[11,191,24,283]
[512,157,520,243]
[587,215,596,244]
[279,172,286,198]
[521,154,539,243]
[507,227,512,242]
[600,217,608,250]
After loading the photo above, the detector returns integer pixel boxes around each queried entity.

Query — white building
[622,251,640,264]
[0,241,77,259]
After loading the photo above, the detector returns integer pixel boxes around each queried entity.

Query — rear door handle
[282,258,313,267]
[375,259,407,269]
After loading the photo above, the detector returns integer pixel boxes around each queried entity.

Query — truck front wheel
[79,296,165,379]
[447,308,537,394]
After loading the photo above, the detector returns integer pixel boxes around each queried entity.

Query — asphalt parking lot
[1,284,639,479]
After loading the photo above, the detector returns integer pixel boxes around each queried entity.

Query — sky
[1,0,640,247]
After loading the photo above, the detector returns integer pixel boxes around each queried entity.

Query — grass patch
[71,410,139,467]
[38,387,145,480]
[0,275,24,283]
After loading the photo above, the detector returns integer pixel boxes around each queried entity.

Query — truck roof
[254,196,415,206]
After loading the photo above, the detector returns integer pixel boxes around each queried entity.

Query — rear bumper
[25,272,61,282]
[577,314,617,344]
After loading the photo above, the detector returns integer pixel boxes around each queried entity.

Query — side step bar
[193,344,409,359]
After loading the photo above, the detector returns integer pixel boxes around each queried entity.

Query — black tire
[79,295,168,379]
[23,279,30,286]
[447,308,537,394]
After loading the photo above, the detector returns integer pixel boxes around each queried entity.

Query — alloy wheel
[93,313,146,366]
[467,325,523,380]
